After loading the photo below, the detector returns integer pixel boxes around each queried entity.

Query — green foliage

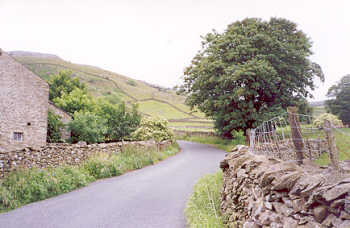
[97,102,141,142]
[185,171,226,228]
[83,143,179,179]
[53,88,96,115]
[0,166,93,211]
[48,70,87,101]
[132,117,175,143]
[68,111,107,144]
[326,74,350,124]
[180,17,324,137]
[0,143,179,212]
[313,113,343,128]
[47,111,64,143]
[104,91,122,105]
[126,80,137,87]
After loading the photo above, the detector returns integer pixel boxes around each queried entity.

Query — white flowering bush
[313,113,343,128]
[131,117,175,143]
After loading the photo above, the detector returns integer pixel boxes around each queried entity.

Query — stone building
[0,49,70,152]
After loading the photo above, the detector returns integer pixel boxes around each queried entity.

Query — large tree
[180,18,324,137]
[326,74,350,124]
[48,70,87,101]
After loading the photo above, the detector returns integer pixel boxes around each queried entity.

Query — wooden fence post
[323,120,341,171]
[246,129,251,146]
[287,106,304,165]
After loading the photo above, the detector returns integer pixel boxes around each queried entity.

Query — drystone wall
[220,146,350,228]
[173,129,215,137]
[251,139,328,161]
[0,140,171,178]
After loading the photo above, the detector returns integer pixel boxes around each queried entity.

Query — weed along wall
[0,140,171,178]
[220,146,350,228]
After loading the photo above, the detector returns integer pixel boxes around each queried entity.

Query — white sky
[1,0,350,101]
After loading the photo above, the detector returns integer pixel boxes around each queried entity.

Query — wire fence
[249,112,329,162]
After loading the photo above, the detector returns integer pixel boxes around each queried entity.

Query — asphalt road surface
[0,141,226,228]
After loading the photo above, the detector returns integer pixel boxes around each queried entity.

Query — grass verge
[0,143,179,213]
[179,134,246,152]
[185,171,226,228]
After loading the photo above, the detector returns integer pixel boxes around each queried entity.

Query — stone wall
[0,51,49,152]
[220,146,350,228]
[173,129,216,138]
[0,140,171,178]
[48,101,72,140]
[251,139,328,161]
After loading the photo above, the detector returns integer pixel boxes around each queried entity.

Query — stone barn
[0,49,70,152]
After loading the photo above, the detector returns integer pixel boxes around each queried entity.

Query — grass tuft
[185,171,226,228]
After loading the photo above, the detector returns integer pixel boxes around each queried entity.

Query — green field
[12,53,214,132]
[315,128,350,166]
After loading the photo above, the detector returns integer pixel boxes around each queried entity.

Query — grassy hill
[10,51,213,132]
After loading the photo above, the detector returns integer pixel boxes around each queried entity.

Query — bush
[132,117,175,143]
[185,171,226,227]
[126,80,137,87]
[47,111,64,143]
[313,113,343,128]
[68,111,107,144]
[97,102,141,142]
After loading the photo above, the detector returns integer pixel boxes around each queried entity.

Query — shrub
[132,117,175,143]
[68,111,107,144]
[313,113,343,128]
[97,102,141,142]
[126,80,137,87]
[47,111,64,143]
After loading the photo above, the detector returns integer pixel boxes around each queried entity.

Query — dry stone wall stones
[220,145,350,228]
[0,140,171,178]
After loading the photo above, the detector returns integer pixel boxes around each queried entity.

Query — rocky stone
[339,220,350,228]
[272,171,302,191]
[221,150,350,228]
[322,183,350,202]
[312,205,328,223]
[242,221,260,228]
[273,202,294,216]
[283,217,298,228]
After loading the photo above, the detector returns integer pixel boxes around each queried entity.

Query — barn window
[13,132,23,141]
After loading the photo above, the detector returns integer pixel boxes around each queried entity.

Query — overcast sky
[1,0,349,101]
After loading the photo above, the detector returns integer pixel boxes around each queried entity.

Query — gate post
[287,106,304,165]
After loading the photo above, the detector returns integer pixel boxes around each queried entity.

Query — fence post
[287,106,304,165]
[323,120,341,171]
[246,129,251,146]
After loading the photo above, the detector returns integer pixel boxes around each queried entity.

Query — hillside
[9,51,213,132]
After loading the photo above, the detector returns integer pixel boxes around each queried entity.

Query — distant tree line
[326,74,350,125]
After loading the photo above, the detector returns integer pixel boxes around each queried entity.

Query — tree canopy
[48,70,87,101]
[326,74,350,124]
[180,18,324,137]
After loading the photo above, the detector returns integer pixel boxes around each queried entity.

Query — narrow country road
[0,141,226,228]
